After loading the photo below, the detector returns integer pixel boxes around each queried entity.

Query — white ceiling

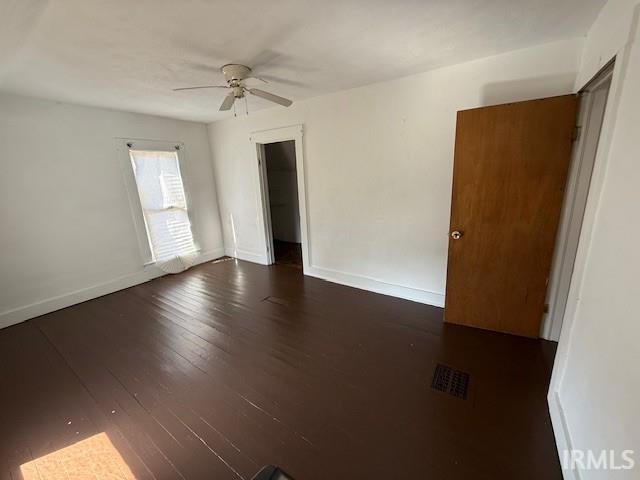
[0,0,605,122]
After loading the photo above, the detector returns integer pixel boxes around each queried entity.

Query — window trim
[117,138,199,266]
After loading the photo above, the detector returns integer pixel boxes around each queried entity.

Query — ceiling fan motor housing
[221,64,252,84]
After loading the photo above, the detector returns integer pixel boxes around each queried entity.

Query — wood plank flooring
[0,259,561,479]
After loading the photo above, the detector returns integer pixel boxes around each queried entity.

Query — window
[129,149,197,262]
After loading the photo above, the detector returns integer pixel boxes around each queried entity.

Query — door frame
[250,124,310,272]
[541,61,614,340]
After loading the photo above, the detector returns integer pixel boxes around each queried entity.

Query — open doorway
[252,125,309,272]
[263,141,302,267]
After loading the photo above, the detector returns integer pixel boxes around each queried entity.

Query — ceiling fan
[173,64,293,113]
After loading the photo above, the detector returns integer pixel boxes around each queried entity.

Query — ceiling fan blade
[249,88,292,107]
[253,74,305,88]
[173,85,227,91]
[247,75,268,84]
[219,92,236,111]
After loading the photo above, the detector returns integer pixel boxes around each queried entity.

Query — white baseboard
[305,265,445,308]
[548,390,579,480]
[224,247,270,265]
[0,248,225,330]
[224,246,445,308]
[222,230,448,310]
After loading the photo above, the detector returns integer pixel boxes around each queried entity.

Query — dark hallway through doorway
[264,141,302,267]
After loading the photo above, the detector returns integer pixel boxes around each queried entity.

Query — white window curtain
[129,149,197,273]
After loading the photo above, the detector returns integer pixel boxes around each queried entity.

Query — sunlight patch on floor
[20,432,135,479]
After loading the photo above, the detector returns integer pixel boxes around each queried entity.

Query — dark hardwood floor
[0,259,561,479]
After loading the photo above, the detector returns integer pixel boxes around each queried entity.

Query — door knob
[451,230,462,240]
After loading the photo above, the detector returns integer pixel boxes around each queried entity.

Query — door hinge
[572,125,582,142]
[543,304,550,314]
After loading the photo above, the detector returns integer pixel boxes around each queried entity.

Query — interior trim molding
[548,391,579,480]
[250,124,311,271]
[306,264,445,308]
[0,248,225,330]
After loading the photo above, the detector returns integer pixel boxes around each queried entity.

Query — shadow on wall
[481,73,577,106]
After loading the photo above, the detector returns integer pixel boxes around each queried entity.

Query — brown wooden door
[445,95,578,337]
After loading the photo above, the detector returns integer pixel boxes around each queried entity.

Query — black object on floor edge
[252,465,294,480]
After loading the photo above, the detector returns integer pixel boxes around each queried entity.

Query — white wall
[265,141,301,243]
[0,94,224,329]
[208,38,583,307]
[549,2,640,479]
